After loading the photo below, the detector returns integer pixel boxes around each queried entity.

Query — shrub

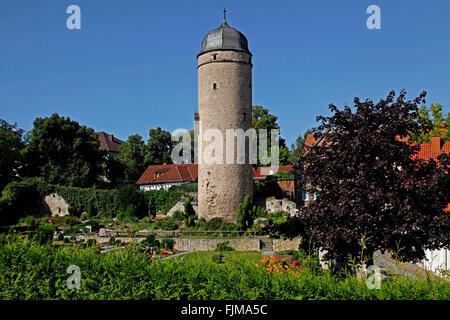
[117,205,138,223]
[168,184,198,192]
[236,195,254,230]
[87,202,96,218]
[0,178,52,225]
[160,236,174,250]
[1,237,450,300]
[153,219,179,231]
[171,210,184,221]
[29,225,56,245]
[254,175,283,199]
[211,252,224,264]
[85,238,97,248]
[183,196,196,227]
[141,234,159,248]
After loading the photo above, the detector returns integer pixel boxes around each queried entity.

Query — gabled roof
[96,132,123,153]
[304,132,450,161]
[415,136,450,161]
[136,163,294,185]
[136,164,198,185]
[252,165,294,180]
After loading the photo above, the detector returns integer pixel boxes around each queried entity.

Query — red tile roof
[136,164,294,184]
[252,165,294,180]
[136,164,198,185]
[414,136,450,161]
[96,132,123,153]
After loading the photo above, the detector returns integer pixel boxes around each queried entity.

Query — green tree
[294,90,449,263]
[410,103,449,142]
[103,156,124,185]
[236,195,256,230]
[118,134,147,181]
[145,127,174,165]
[254,175,283,199]
[22,114,104,187]
[0,119,25,190]
[289,129,312,164]
[252,105,288,166]
[183,196,196,227]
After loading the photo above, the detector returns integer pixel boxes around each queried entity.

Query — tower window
[213,83,217,89]
[212,54,217,61]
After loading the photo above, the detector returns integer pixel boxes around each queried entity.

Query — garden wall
[174,238,261,252]
[272,238,302,252]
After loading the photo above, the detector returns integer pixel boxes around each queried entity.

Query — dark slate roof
[200,20,250,56]
[96,132,123,153]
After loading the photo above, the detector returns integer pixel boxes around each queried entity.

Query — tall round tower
[197,11,253,222]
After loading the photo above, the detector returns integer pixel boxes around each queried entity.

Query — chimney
[109,134,114,141]
[431,136,441,154]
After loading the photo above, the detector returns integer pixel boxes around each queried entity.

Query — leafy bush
[168,184,198,193]
[171,210,184,221]
[183,196,196,227]
[85,238,97,248]
[141,234,159,248]
[254,175,283,199]
[117,205,138,223]
[28,225,56,245]
[236,196,265,230]
[160,236,174,250]
[1,237,450,300]
[0,179,185,225]
[152,219,179,231]
[0,178,52,225]
[211,252,224,264]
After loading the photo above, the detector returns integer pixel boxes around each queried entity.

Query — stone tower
[197,11,253,222]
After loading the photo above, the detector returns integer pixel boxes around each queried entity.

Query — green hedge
[0,237,449,300]
[0,178,185,224]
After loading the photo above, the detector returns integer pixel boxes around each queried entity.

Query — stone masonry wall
[41,193,70,216]
[272,238,302,252]
[197,50,253,222]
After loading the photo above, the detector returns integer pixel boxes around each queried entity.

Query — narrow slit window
[213,83,217,89]
[212,54,217,61]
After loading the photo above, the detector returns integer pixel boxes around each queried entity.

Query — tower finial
[223,8,226,22]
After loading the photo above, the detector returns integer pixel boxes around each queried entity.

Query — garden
[0,233,449,300]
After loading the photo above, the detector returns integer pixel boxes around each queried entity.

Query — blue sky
[1,0,449,147]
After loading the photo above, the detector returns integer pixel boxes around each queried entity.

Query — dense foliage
[0,119,25,190]
[0,178,185,225]
[294,90,450,262]
[409,103,449,143]
[0,236,449,300]
[252,105,290,165]
[22,113,104,187]
[236,195,266,230]
[254,175,283,199]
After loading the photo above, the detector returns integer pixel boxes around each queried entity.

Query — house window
[302,191,309,201]
[213,83,217,89]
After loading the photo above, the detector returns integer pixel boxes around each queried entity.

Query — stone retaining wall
[272,238,302,252]
[174,238,260,252]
